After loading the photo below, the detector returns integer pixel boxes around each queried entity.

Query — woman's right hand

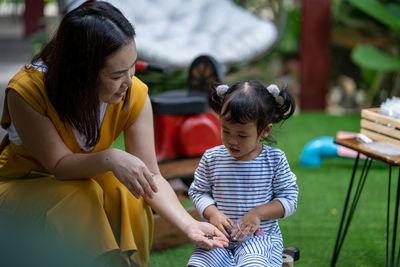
[108,148,158,199]
[184,221,229,250]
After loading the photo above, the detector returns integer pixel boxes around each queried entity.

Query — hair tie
[267,84,280,97]
[216,84,229,97]
[267,84,284,106]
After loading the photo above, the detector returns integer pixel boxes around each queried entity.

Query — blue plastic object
[300,136,339,167]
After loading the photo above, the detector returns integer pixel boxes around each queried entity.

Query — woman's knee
[74,179,104,201]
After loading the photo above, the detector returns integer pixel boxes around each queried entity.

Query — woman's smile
[115,88,128,98]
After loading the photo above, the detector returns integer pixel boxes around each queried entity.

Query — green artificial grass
[148,112,396,267]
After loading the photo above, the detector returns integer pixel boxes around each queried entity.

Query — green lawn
[149,112,396,267]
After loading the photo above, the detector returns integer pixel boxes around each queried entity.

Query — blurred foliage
[136,70,188,96]
[30,30,49,55]
[332,0,400,106]
[273,6,301,57]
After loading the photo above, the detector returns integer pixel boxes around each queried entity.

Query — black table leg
[386,165,392,267]
[331,154,373,267]
[392,167,400,267]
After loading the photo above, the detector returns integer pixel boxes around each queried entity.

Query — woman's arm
[124,96,201,228]
[7,89,107,177]
[124,96,228,248]
[7,90,157,199]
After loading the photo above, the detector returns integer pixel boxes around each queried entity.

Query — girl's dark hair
[31,0,135,147]
[209,80,296,144]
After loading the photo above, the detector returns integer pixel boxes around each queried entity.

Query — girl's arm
[248,200,285,220]
[124,96,228,248]
[187,155,216,218]
[239,152,298,236]
[272,152,299,219]
[188,159,232,237]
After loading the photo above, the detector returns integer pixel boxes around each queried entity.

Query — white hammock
[62,0,279,68]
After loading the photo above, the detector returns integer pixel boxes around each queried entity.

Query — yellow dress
[0,66,153,267]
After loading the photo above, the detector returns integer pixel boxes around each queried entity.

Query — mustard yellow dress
[0,66,153,266]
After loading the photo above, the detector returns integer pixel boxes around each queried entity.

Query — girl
[188,80,299,267]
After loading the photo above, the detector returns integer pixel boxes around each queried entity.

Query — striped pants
[187,234,283,267]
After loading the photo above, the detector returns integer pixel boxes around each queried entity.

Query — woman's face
[98,40,137,104]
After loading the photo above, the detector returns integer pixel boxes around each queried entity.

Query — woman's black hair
[31,0,135,147]
[209,80,296,144]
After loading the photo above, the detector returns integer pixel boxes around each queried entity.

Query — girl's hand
[231,211,260,241]
[184,221,229,250]
[108,148,158,199]
[208,210,233,238]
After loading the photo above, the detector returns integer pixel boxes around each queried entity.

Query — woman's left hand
[184,221,229,250]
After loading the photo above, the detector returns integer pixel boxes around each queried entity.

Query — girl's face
[98,40,137,104]
[220,112,272,161]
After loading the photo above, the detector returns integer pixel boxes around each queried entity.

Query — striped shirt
[189,144,298,235]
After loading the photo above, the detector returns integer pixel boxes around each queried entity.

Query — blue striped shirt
[188,144,298,235]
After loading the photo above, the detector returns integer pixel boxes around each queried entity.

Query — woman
[0,1,228,266]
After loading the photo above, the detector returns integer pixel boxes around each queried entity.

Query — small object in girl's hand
[254,228,264,236]
[204,234,216,240]
[226,225,249,250]
[227,239,240,250]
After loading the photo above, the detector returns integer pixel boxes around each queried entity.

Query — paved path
[0,2,57,139]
